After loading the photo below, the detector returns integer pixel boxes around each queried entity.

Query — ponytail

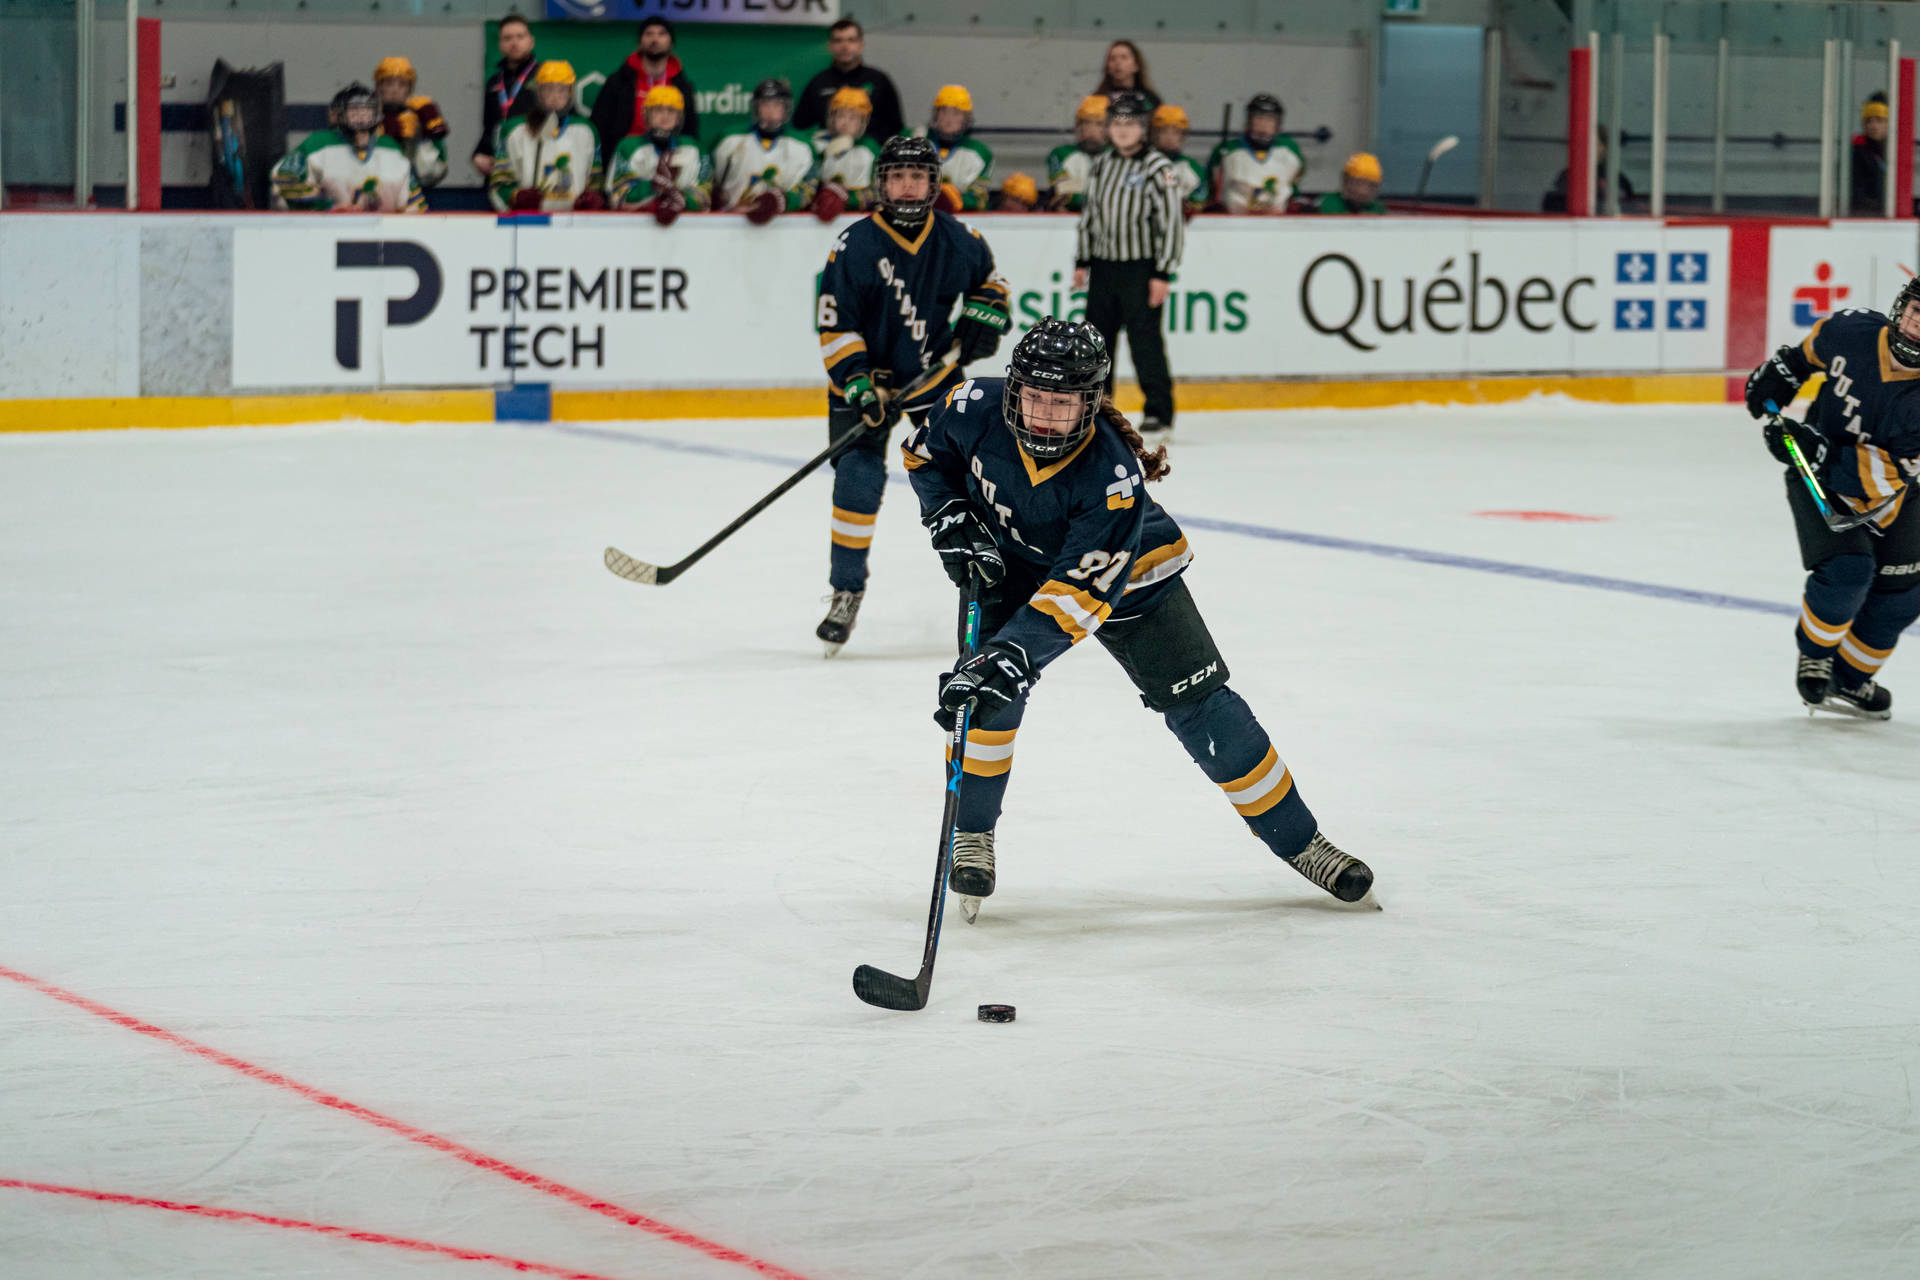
[1100,395,1170,482]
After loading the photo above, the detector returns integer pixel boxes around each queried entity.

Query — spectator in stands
[1542,125,1633,212]
[591,17,701,168]
[1152,104,1207,216]
[1852,93,1889,215]
[792,18,905,142]
[1319,152,1387,214]
[472,15,539,179]
[1210,93,1302,215]
[1046,96,1107,211]
[1093,40,1160,112]
[914,84,993,212]
[490,62,605,213]
[274,83,424,213]
[374,57,450,189]
[995,173,1040,212]
[810,87,882,219]
[607,85,710,224]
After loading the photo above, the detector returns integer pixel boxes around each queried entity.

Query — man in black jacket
[792,18,903,142]
[471,15,540,178]
[590,17,701,168]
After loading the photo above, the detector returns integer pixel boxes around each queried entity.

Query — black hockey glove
[1744,344,1814,420]
[842,375,889,431]
[936,641,1035,730]
[1763,415,1829,469]
[953,292,1011,364]
[924,499,1006,588]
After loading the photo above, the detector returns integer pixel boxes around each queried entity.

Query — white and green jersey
[607,134,712,211]
[271,130,424,213]
[489,113,602,213]
[1208,136,1305,214]
[812,132,881,206]
[712,127,819,212]
[1162,150,1209,212]
[913,129,993,211]
[1046,143,1100,211]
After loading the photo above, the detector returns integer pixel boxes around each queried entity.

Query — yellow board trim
[0,391,492,433]
[0,374,1729,434]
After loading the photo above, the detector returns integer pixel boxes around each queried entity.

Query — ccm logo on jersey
[1170,661,1221,695]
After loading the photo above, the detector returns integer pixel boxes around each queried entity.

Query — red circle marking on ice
[1473,510,1614,523]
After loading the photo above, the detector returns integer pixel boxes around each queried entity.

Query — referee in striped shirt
[1072,90,1185,436]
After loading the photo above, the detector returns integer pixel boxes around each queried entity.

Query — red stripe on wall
[1567,48,1593,218]
[137,19,162,210]
[1724,220,1773,402]
[1898,58,1916,216]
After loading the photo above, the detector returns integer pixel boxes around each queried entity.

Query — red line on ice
[0,1178,639,1280]
[1472,509,1614,523]
[0,964,813,1280]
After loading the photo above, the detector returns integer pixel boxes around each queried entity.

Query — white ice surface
[3,401,1919,1280]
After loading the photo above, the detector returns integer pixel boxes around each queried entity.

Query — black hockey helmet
[1246,92,1284,121]
[1106,90,1151,122]
[751,77,792,131]
[876,134,942,229]
[1890,277,1920,367]
[330,82,379,135]
[1003,319,1111,461]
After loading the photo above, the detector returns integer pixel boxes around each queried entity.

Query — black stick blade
[853,964,928,1011]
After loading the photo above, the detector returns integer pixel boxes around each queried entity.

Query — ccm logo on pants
[1171,662,1221,696]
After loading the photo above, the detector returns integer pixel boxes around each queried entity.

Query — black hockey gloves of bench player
[924,499,1006,588]
[1745,343,1814,421]
[937,641,1035,730]
[954,291,1011,364]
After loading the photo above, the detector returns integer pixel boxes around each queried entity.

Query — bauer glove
[954,293,1010,364]
[842,375,890,432]
[936,641,1035,729]
[924,499,1005,588]
[1745,344,1813,420]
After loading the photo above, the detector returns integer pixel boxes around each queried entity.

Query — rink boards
[0,211,1914,426]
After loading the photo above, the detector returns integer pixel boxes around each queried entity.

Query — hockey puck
[977,1004,1016,1023]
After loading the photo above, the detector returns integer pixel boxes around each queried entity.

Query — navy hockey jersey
[817,211,1007,410]
[904,376,1193,669]
[1798,308,1920,527]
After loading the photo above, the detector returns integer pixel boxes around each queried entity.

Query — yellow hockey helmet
[933,84,973,113]
[374,56,416,86]
[1076,95,1109,123]
[644,84,685,112]
[534,61,576,87]
[1152,104,1190,131]
[1342,152,1383,183]
[829,86,873,116]
[1001,173,1039,206]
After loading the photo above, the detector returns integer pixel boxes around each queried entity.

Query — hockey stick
[852,582,982,1011]
[1765,400,1900,534]
[604,342,963,587]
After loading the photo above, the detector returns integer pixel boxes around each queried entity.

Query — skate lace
[1288,833,1356,893]
[950,831,995,876]
[1836,677,1881,701]
[1797,655,1834,681]
[823,591,863,625]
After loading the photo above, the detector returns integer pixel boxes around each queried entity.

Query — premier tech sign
[230,217,1732,391]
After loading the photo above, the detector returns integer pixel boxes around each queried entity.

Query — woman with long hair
[1094,40,1161,110]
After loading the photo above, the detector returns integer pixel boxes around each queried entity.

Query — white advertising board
[229,215,1732,391]
[1764,223,1919,354]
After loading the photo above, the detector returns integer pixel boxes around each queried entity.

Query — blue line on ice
[544,422,1800,621]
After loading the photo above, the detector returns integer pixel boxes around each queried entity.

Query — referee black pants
[1085,258,1174,426]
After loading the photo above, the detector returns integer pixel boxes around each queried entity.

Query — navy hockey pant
[951,576,1318,862]
[1786,470,1920,687]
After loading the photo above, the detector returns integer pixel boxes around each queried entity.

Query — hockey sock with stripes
[1163,687,1317,861]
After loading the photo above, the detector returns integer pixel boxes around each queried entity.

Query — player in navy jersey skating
[812,134,1011,655]
[1745,283,1920,719]
[902,319,1377,916]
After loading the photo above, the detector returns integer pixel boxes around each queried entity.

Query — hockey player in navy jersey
[904,319,1376,914]
[1746,283,1920,719]
[813,134,1011,654]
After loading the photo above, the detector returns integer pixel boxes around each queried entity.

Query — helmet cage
[1002,320,1112,461]
[1891,279,1920,368]
[1003,374,1101,460]
[876,145,941,226]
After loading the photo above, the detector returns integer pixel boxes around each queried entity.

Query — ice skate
[949,830,994,924]
[1285,832,1380,909]
[1138,419,1173,446]
[1796,654,1834,712]
[815,590,864,657]
[1822,674,1893,720]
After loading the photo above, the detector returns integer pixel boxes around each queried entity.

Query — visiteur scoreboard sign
[230,216,1731,390]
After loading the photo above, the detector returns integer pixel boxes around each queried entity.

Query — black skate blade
[852,964,928,1010]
